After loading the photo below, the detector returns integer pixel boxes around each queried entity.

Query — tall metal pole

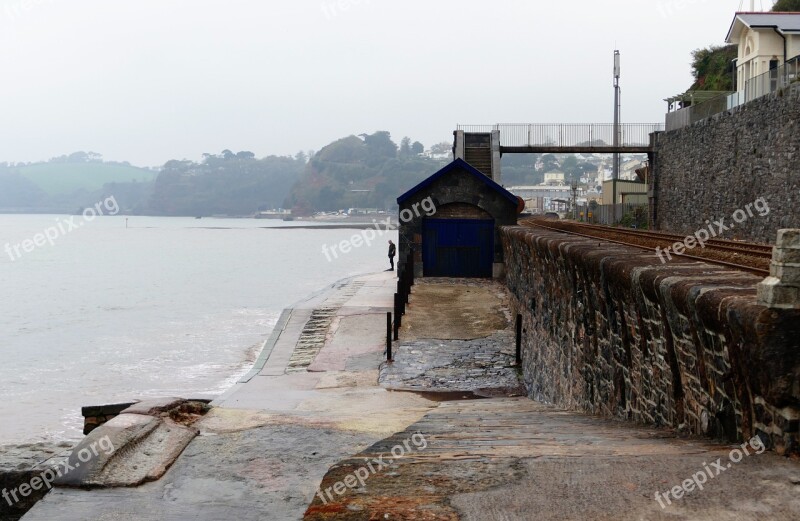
[571,178,578,220]
[612,50,621,223]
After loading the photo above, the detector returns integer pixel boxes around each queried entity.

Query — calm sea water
[0,215,396,444]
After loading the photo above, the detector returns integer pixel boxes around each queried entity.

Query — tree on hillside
[315,136,367,164]
[411,141,424,155]
[399,137,412,159]
[773,0,800,11]
[151,152,304,216]
[541,154,558,172]
[501,153,541,186]
[49,151,104,163]
[575,162,596,177]
[689,44,737,91]
[362,131,398,165]
[561,156,578,171]
[430,142,451,156]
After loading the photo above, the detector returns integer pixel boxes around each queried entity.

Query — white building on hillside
[726,12,800,94]
[543,171,565,185]
[620,159,645,181]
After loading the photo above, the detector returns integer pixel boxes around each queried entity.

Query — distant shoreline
[267,223,396,230]
[0,212,396,222]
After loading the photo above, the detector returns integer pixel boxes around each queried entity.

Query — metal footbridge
[456,123,663,154]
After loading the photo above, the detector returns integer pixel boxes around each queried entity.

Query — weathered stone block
[123,397,184,416]
[769,262,800,284]
[772,248,800,264]
[757,277,800,308]
[776,229,800,249]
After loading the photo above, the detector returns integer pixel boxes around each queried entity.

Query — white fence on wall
[666,57,800,131]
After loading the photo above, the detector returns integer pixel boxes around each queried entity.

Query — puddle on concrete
[390,390,490,402]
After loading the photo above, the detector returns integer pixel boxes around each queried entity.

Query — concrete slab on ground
[26,424,379,521]
[381,279,525,397]
[305,398,800,520]
[399,279,510,341]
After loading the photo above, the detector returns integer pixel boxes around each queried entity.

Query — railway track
[567,222,774,257]
[520,219,771,276]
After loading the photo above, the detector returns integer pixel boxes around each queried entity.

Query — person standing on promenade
[388,240,396,271]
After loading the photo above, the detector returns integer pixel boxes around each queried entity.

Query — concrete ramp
[54,399,200,488]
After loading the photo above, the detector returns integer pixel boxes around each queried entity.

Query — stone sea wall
[0,442,74,521]
[501,226,800,454]
[82,402,136,435]
[653,84,800,243]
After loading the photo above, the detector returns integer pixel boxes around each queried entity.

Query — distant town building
[507,184,581,212]
[601,180,647,205]
[620,159,646,181]
[543,171,566,185]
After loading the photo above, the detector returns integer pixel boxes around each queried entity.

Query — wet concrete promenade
[22,274,800,520]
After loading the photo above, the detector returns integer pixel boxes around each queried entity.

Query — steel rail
[520,221,770,277]
[568,222,774,257]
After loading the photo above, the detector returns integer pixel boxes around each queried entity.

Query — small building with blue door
[396,158,520,278]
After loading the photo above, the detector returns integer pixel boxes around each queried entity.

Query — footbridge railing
[456,123,663,152]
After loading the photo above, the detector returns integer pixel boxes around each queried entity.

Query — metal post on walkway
[386,312,393,361]
[515,314,522,365]
[394,293,402,326]
[393,294,400,340]
[409,253,415,287]
[397,282,406,315]
[403,269,410,305]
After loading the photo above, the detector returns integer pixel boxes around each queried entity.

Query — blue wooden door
[422,218,494,277]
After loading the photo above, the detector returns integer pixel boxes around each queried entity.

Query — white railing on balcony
[666,57,800,131]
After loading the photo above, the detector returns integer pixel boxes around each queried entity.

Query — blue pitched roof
[396,158,519,206]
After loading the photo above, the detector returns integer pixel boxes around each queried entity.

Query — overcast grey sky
[0,0,763,166]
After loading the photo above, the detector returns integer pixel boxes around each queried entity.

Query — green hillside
[14,162,158,197]
[285,132,445,214]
